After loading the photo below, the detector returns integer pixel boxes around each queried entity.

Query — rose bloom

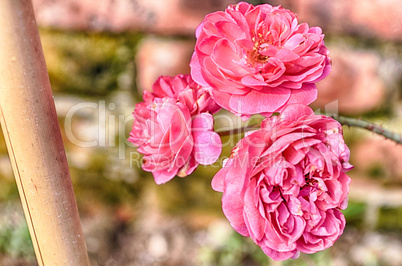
[212,104,352,260]
[190,2,331,118]
[144,74,221,115]
[128,75,221,184]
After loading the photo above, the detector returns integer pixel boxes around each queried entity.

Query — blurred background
[1,0,402,265]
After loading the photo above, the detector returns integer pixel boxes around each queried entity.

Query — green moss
[282,250,332,266]
[198,230,333,266]
[0,216,35,259]
[367,163,387,179]
[197,232,270,266]
[341,201,367,228]
[325,34,402,53]
[71,149,144,210]
[40,29,143,97]
[0,129,8,155]
[0,130,19,202]
[0,177,19,202]
[154,166,223,216]
[377,206,402,232]
[359,106,394,120]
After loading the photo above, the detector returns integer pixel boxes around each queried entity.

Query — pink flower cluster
[129,74,221,184]
[129,1,352,261]
[212,104,352,260]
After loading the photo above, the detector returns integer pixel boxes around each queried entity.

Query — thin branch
[216,115,402,145]
[329,114,402,144]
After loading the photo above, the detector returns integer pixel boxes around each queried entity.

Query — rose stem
[329,114,402,145]
[217,115,401,145]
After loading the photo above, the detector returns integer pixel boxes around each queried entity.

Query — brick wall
[32,0,402,114]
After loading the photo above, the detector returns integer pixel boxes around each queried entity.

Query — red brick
[33,0,402,40]
[352,134,402,183]
[269,0,402,41]
[32,0,239,35]
[312,46,386,115]
[135,37,195,93]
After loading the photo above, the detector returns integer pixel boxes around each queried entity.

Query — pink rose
[128,75,222,184]
[190,2,331,118]
[211,104,352,260]
[144,74,221,115]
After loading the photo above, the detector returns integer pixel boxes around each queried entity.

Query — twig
[329,114,402,144]
[216,115,402,145]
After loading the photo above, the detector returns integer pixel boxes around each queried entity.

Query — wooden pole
[0,0,90,265]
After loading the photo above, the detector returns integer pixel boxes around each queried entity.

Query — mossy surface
[40,29,143,97]
[342,201,367,229]
[71,148,144,211]
[377,206,402,232]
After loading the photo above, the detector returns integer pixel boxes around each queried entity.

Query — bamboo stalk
[0,0,90,265]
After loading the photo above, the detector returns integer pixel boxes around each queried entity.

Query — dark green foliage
[0,208,35,260]
[71,149,144,209]
[154,166,223,216]
[41,29,142,97]
[377,206,402,232]
[342,201,367,228]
